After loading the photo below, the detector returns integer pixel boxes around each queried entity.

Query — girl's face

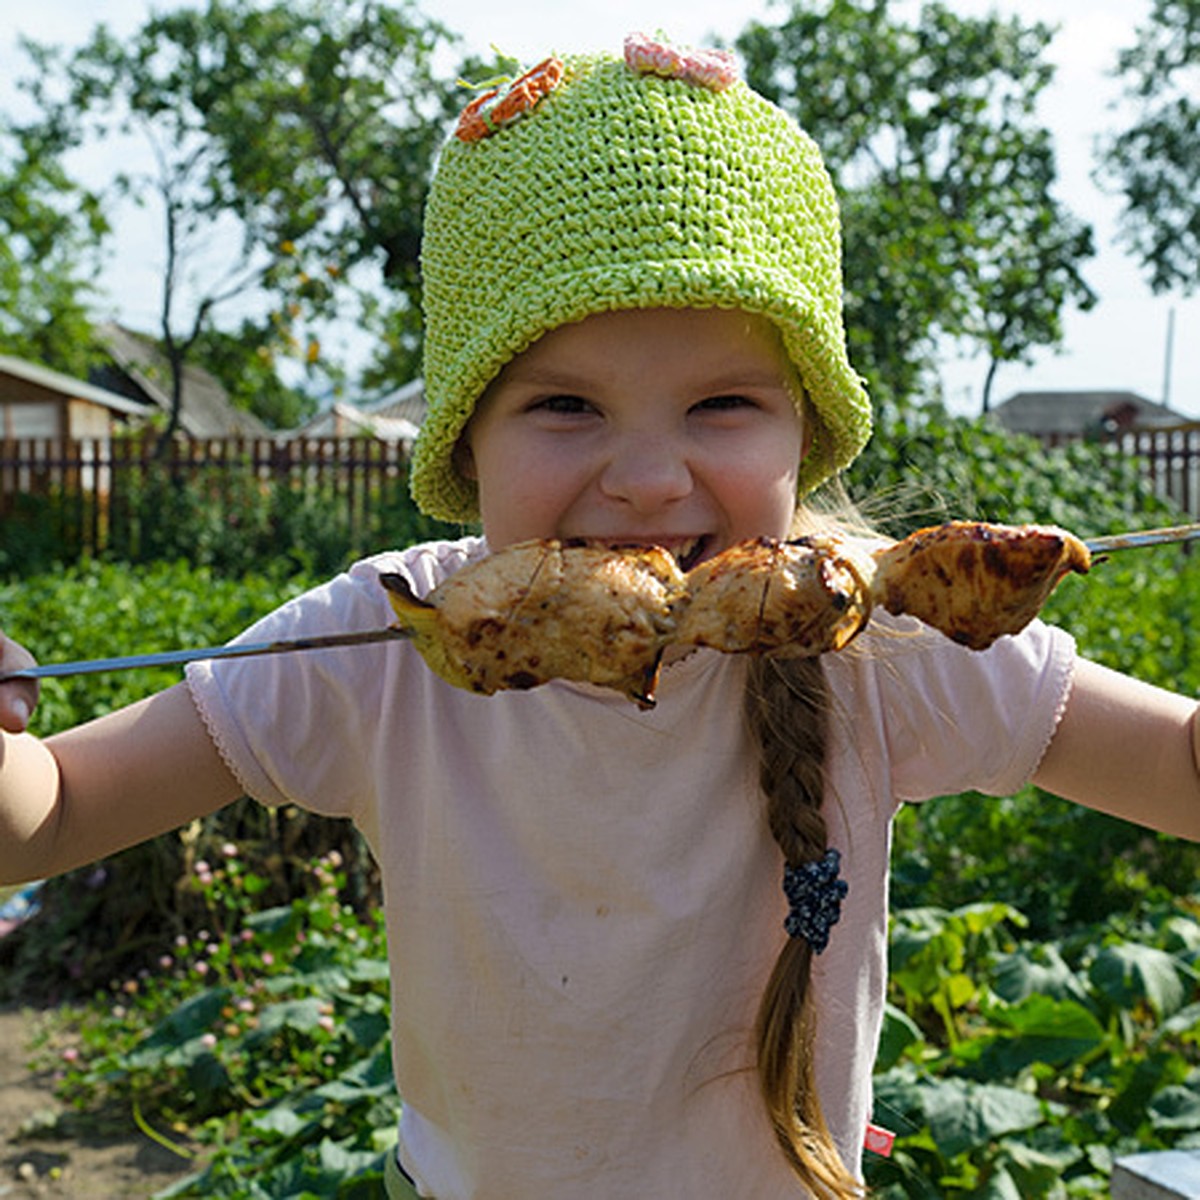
[458,307,809,566]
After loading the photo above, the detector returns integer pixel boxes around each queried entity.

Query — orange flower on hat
[455,57,565,143]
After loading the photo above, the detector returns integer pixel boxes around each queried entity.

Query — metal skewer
[1084,522,1200,555]
[0,627,411,682]
[4,522,1200,684]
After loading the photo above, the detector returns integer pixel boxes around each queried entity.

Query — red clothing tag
[864,1123,896,1157]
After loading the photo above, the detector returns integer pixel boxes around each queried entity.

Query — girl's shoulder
[350,534,489,596]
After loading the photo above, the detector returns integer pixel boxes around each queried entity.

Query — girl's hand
[0,630,39,734]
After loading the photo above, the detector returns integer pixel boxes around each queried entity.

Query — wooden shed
[0,353,147,440]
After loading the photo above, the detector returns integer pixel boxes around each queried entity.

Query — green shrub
[846,405,1174,537]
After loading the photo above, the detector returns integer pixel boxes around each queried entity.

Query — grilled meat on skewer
[870,521,1091,650]
[381,539,686,707]
[675,534,875,656]
[380,522,1092,705]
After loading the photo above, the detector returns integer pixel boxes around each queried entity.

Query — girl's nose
[598,435,694,512]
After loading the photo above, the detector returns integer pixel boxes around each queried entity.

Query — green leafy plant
[36,846,398,1198]
[868,897,1200,1198]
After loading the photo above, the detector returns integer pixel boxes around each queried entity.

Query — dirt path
[0,1006,199,1198]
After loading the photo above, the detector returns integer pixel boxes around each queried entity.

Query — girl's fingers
[0,633,40,733]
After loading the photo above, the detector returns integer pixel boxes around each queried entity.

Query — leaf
[919,1078,1044,1159]
[252,997,327,1037]
[248,1104,313,1138]
[1090,942,1188,1018]
[1154,1000,1200,1045]
[991,946,1091,1007]
[127,987,232,1066]
[877,1003,925,1072]
[965,994,1107,1074]
[970,1164,1023,1200]
[317,1137,381,1176]
[186,1050,231,1098]
[1150,1085,1200,1131]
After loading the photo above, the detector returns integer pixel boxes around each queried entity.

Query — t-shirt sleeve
[843,616,1077,803]
[184,539,482,821]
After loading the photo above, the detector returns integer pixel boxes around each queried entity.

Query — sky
[3,0,1197,419]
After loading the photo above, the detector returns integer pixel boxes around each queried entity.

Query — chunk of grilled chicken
[675,534,876,656]
[871,520,1091,650]
[380,539,686,708]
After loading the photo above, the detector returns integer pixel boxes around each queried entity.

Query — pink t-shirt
[186,536,1075,1199]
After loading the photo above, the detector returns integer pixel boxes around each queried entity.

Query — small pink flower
[200,1033,217,1049]
[318,1015,336,1034]
[194,861,211,877]
[624,33,739,92]
[61,1047,80,1063]
[221,842,238,859]
[261,952,275,967]
[159,955,174,971]
[195,961,210,977]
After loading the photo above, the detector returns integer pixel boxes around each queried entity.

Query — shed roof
[94,323,271,438]
[991,390,1184,437]
[0,353,148,418]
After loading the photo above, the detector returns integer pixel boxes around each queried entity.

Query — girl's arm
[1,631,242,884]
[1033,656,1200,841]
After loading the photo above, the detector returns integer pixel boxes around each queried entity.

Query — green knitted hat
[411,40,872,523]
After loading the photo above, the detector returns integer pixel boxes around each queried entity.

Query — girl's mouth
[671,537,709,571]
[565,535,712,571]
[614,536,710,571]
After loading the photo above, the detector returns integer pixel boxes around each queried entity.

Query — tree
[15,0,463,433]
[737,0,1096,413]
[1099,0,1200,295]
[0,118,108,377]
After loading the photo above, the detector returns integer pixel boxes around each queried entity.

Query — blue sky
[4,0,1197,417]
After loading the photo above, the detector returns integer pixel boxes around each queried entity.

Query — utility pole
[1162,306,1175,408]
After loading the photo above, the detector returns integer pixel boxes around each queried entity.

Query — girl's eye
[692,394,755,413]
[532,394,595,416]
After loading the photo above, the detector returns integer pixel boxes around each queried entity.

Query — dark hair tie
[782,848,848,953]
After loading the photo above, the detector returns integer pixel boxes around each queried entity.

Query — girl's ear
[797,388,817,465]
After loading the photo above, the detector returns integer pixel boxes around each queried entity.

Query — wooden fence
[1040,422,1200,517]
[1116,422,1200,518]
[0,434,414,559]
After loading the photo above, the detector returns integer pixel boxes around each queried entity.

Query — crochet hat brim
[411,264,871,523]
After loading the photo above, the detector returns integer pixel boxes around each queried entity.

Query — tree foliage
[1099,0,1200,295]
[13,0,464,428]
[737,0,1097,413]
[0,116,108,376]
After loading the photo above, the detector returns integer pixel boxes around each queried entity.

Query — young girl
[2,38,1198,1200]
